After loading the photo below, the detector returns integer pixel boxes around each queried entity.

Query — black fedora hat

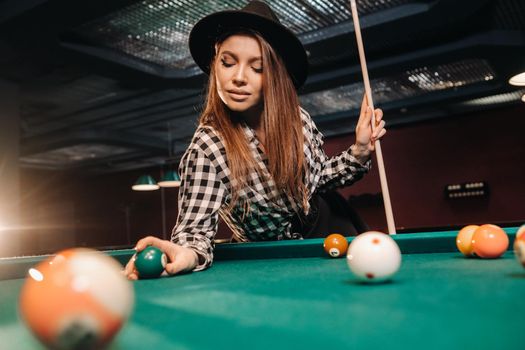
[189,0,308,89]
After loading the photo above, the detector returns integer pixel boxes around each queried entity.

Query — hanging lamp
[132,175,160,191]
[509,72,525,86]
[158,169,181,187]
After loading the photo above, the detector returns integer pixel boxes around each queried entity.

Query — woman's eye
[220,59,234,67]
[252,66,263,73]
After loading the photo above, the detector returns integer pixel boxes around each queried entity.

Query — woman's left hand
[352,94,387,163]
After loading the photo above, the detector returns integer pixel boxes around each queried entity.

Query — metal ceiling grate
[24,76,121,109]
[73,0,419,70]
[492,0,525,30]
[300,59,496,115]
[459,89,525,107]
[20,144,136,167]
[406,60,494,91]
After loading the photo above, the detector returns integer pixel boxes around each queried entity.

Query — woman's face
[215,34,263,115]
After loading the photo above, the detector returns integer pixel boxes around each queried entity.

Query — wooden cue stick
[350,0,397,234]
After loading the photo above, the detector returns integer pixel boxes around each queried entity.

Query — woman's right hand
[124,236,199,280]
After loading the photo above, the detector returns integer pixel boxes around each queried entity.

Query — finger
[123,260,139,281]
[135,236,163,251]
[372,120,386,138]
[164,249,198,275]
[374,109,383,124]
[123,253,137,275]
[359,94,368,118]
[362,106,373,129]
[165,260,189,276]
[128,272,139,281]
[372,128,387,142]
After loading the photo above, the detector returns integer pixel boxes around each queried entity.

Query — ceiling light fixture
[131,121,181,191]
[509,72,525,86]
[158,169,181,187]
[132,175,160,191]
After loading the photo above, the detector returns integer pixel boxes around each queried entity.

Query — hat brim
[189,10,308,89]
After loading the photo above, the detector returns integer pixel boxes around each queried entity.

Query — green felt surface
[0,228,518,280]
[1,249,525,350]
[0,228,523,349]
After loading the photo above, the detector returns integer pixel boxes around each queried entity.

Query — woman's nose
[232,65,247,85]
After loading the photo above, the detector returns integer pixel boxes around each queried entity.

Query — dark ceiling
[1,0,524,173]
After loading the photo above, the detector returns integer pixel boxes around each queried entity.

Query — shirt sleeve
[303,108,372,192]
[171,142,227,271]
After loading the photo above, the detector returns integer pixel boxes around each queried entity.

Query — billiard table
[0,228,523,350]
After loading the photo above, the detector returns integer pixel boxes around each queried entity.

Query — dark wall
[16,104,525,256]
[19,168,177,254]
[326,104,525,231]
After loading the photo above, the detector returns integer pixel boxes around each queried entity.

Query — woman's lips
[228,90,250,100]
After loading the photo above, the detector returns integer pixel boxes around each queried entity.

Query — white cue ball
[346,231,402,283]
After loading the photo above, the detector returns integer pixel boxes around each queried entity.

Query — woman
[125,0,386,279]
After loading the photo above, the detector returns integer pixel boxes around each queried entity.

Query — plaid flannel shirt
[172,108,371,270]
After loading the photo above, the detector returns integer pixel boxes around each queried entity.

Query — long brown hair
[199,31,307,213]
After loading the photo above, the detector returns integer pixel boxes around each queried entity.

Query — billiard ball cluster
[323,231,402,283]
[456,224,509,259]
[19,248,134,350]
[456,223,525,269]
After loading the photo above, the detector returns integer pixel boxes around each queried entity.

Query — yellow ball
[323,233,349,258]
[456,225,479,256]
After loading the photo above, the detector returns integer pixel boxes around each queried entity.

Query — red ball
[323,233,349,258]
[471,224,509,259]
